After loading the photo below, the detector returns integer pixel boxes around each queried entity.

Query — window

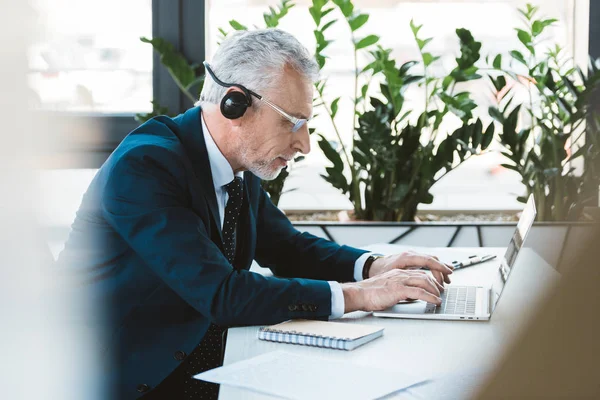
[29,0,153,113]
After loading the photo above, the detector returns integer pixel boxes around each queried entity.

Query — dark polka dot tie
[222,176,244,263]
[175,177,244,399]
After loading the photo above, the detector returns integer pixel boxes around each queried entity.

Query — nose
[292,125,311,155]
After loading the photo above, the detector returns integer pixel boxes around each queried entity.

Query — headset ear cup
[221,91,249,119]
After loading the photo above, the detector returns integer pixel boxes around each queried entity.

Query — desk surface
[219,247,559,399]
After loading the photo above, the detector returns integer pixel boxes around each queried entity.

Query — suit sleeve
[102,145,332,326]
[254,187,368,282]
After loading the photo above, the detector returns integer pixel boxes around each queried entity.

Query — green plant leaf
[488,106,504,122]
[442,75,453,91]
[229,20,248,30]
[318,134,345,172]
[140,37,197,92]
[501,163,520,172]
[471,118,484,148]
[360,83,369,100]
[321,19,337,32]
[416,37,433,50]
[526,4,539,18]
[410,19,422,36]
[455,28,482,70]
[516,29,532,48]
[263,0,295,28]
[321,6,335,19]
[531,20,543,36]
[399,60,418,75]
[349,14,369,31]
[531,18,558,37]
[316,54,326,69]
[493,54,502,69]
[490,75,507,92]
[440,92,477,121]
[333,0,354,17]
[331,97,340,119]
[355,34,379,50]
[510,50,527,66]
[421,192,434,204]
[308,3,323,26]
[422,53,440,67]
[481,122,495,150]
[321,168,349,193]
[518,8,530,21]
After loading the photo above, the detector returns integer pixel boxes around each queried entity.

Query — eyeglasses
[258,97,308,133]
[203,61,309,133]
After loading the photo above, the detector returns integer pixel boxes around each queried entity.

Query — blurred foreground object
[476,223,600,398]
[0,1,103,399]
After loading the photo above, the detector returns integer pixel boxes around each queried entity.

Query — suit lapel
[173,106,223,244]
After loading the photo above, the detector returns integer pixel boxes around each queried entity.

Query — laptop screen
[491,195,537,311]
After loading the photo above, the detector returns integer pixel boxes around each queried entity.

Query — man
[57,29,452,399]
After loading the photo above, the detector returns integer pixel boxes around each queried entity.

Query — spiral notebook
[258,319,384,351]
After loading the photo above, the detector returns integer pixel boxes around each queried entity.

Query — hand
[368,251,453,286]
[341,269,443,313]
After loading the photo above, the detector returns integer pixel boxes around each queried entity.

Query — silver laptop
[373,194,537,321]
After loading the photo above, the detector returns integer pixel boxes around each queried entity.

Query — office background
[3,2,598,398]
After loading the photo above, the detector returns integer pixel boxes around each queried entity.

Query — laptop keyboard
[425,286,477,315]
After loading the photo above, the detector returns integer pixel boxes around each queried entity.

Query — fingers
[430,270,446,291]
[431,269,451,286]
[401,265,448,289]
[404,269,444,292]
[405,286,442,305]
[406,254,453,275]
[442,269,452,284]
[406,275,440,297]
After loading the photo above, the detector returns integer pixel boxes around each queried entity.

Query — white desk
[219,247,559,399]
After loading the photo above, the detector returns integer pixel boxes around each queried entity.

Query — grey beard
[249,160,283,180]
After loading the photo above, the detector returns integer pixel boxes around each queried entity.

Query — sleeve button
[137,384,150,393]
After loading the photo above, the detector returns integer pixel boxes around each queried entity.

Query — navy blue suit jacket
[57,106,367,398]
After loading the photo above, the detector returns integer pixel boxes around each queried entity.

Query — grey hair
[197,28,319,108]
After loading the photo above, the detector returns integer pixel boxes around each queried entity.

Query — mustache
[277,153,297,162]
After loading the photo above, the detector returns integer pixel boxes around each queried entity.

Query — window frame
[590,0,599,60]
[588,0,599,204]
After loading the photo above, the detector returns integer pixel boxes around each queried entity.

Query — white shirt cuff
[353,252,374,282]
[328,281,345,319]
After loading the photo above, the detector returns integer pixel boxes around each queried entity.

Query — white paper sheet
[194,351,427,400]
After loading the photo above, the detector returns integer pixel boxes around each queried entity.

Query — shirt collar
[200,112,244,191]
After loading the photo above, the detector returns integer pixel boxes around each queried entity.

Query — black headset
[203,61,263,120]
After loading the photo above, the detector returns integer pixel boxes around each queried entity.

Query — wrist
[341,283,361,313]
[362,254,385,279]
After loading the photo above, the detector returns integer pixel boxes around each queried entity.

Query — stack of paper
[194,351,428,399]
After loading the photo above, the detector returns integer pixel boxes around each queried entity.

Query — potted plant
[486,3,600,221]
[310,0,494,221]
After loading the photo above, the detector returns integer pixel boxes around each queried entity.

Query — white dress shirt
[200,113,371,319]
